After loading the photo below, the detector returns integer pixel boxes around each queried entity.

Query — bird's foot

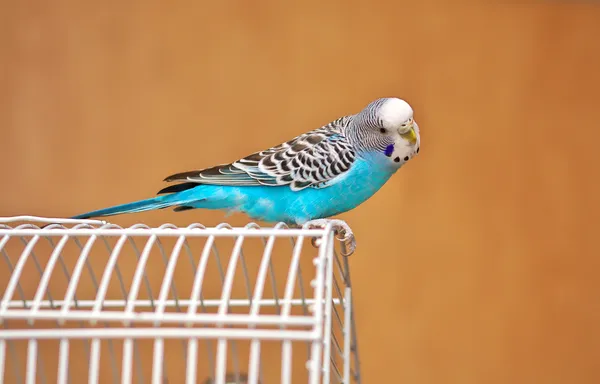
[303,219,356,256]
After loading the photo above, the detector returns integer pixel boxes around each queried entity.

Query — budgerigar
[72,98,421,254]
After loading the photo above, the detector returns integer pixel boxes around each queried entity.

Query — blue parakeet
[73,98,421,253]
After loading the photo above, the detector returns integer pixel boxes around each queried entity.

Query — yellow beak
[400,124,417,145]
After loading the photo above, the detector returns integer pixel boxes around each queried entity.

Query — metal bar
[90,234,130,324]
[151,339,164,384]
[57,339,70,384]
[281,233,307,384]
[0,328,320,341]
[121,339,133,384]
[122,234,158,384]
[89,339,101,384]
[0,339,5,383]
[28,235,71,323]
[343,255,362,383]
[0,235,40,318]
[308,224,333,384]
[185,233,217,383]
[185,338,198,384]
[151,235,186,384]
[0,228,327,237]
[215,227,247,384]
[59,235,98,322]
[25,339,37,384]
[343,288,351,383]
[322,233,335,384]
[247,223,285,384]
[4,298,342,309]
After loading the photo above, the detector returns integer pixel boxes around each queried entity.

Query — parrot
[71,97,421,254]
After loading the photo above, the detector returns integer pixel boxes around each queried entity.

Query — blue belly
[179,153,399,225]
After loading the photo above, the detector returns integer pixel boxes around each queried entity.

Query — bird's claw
[336,230,356,257]
[305,219,356,256]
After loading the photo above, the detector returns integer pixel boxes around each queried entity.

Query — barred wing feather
[161,116,356,192]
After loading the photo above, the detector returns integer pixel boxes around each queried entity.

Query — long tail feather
[71,195,181,220]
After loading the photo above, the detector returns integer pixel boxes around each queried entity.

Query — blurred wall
[1,1,600,383]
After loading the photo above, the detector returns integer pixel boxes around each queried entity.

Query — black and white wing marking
[159,116,356,193]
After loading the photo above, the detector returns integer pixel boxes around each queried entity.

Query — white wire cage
[0,216,361,384]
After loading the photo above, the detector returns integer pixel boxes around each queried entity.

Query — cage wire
[0,216,361,384]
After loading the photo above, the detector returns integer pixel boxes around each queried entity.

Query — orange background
[2,1,600,383]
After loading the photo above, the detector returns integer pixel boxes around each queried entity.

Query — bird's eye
[379,128,387,134]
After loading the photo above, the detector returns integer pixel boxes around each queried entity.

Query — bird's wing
[161,116,356,192]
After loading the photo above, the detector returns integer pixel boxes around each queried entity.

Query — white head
[378,98,414,132]
[349,97,420,166]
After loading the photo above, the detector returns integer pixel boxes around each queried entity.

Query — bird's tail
[71,194,185,220]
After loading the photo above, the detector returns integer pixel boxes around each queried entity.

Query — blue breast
[181,151,399,225]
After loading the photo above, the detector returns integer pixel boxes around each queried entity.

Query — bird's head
[352,97,420,166]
